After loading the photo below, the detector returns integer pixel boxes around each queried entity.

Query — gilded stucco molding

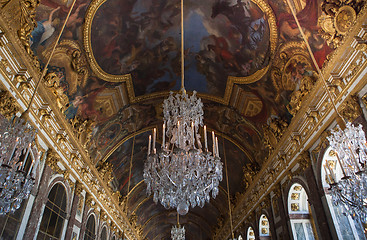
[0,89,20,118]
[215,11,367,239]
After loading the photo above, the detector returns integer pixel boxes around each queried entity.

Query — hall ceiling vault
[0,0,366,239]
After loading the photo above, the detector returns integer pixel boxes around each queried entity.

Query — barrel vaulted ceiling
[27,0,344,238]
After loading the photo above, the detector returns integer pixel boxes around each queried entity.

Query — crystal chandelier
[0,116,39,215]
[285,0,367,228]
[0,0,77,215]
[325,122,367,223]
[143,0,222,215]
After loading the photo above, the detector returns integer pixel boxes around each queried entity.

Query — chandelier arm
[223,138,235,239]
[284,0,346,128]
[23,0,78,116]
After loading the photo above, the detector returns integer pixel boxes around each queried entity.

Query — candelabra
[324,122,367,224]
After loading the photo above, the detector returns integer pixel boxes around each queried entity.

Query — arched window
[84,215,96,240]
[37,183,67,240]
[288,183,315,240]
[0,152,33,239]
[259,214,270,238]
[238,234,243,240]
[100,226,108,240]
[321,147,366,239]
[247,226,255,240]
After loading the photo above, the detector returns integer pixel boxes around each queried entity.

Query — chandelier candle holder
[144,90,223,215]
[0,116,40,215]
[324,122,367,223]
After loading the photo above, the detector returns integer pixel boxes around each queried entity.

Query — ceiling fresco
[88,0,275,98]
[29,0,335,238]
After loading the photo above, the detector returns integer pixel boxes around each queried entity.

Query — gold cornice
[83,0,277,105]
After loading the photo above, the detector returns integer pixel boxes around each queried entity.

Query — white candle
[336,154,347,177]
[215,137,219,157]
[177,121,180,147]
[162,123,166,150]
[204,125,208,151]
[148,135,151,155]
[32,152,41,176]
[191,122,195,147]
[212,131,215,155]
[153,128,156,154]
[27,160,34,176]
[323,164,333,184]
[326,161,336,182]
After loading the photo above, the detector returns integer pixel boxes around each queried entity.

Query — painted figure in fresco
[274,0,332,67]
[31,6,60,51]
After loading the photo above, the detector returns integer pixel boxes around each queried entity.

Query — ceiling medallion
[143,0,222,215]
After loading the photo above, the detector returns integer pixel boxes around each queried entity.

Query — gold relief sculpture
[0,90,20,118]
[293,185,302,191]
[263,117,288,152]
[44,72,69,113]
[287,75,316,116]
[46,149,61,173]
[298,151,311,171]
[17,0,41,69]
[291,193,300,200]
[243,163,260,190]
[69,115,95,150]
[15,74,31,91]
[319,0,363,48]
[96,161,114,184]
[291,203,300,211]
[271,41,318,116]
[340,95,362,122]
[38,108,51,121]
[85,194,95,208]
